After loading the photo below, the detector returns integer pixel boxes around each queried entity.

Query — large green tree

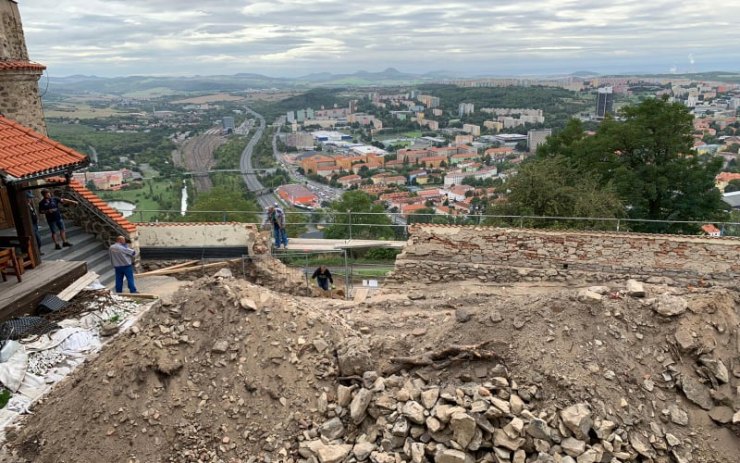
[522,97,728,233]
[324,191,394,239]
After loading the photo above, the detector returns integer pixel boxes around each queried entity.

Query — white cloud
[16,0,740,76]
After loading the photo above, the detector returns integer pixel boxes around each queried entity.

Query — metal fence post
[348,210,352,240]
[616,219,621,232]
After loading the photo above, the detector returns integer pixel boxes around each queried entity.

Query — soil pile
[1,271,738,462]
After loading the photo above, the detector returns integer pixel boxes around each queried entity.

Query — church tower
[0,0,47,135]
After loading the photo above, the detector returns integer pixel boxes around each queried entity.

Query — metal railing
[125,208,740,239]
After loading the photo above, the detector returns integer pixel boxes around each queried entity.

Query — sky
[17,0,740,78]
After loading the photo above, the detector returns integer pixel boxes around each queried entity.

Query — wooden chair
[0,247,22,283]
[0,236,36,273]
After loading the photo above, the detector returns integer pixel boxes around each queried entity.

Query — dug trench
[0,258,738,463]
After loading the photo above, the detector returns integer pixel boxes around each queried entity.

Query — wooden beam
[57,271,100,301]
[139,258,240,276]
[137,260,200,276]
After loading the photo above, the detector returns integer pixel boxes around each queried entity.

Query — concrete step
[41,233,99,261]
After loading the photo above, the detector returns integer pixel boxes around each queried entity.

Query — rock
[239,297,257,311]
[629,432,656,459]
[99,322,119,337]
[313,338,329,353]
[560,403,592,440]
[699,356,730,384]
[526,418,552,441]
[213,268,232,278]
[733,410,740,424]
[403,401,426,424]
[512,450,526,463]
[337,385,353,407]
[353,442,375,461]
[493,428,525,451]
[315,443,352,463]
[318,417,345,439]
[665,433,681,447]
[708,406,734,424]
[350,388,373,424]
[336,338,373,376]
[653,294,688,317]
[577,289,602,302]
[421,387,440,409]
[588,285,610,295]
[674,325,696,351]
[490,396,511,414]
[667,404,689,426]
[489,309,503,323]
[560,437,586,457]
[450,412,477,448]
[391,418,409,437]
[510,394,524,414]
[212,340,229,353]
[426,416,443,433]
[410,442,425,463]
[455,308,471,323]
[626,279,646,297]
[576,448,601,463]
[680,376,713,410]
[436,449,473,463]
[411,327,427,336]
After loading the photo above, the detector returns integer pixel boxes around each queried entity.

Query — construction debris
[0,259,737,463]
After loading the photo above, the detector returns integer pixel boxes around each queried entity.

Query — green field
[96,178,181,222]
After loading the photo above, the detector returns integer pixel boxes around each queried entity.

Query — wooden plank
[57,271,100,301]
[118,293,157,300]
[353,288,369,303]
[137,260,200,276]
[141,258,240,276]
[0,260,87,321]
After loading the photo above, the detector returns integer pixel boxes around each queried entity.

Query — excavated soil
[0,262,738,463]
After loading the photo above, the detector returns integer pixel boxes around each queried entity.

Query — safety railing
[125,208,740,239]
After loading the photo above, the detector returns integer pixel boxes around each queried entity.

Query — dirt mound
[1,272,738,463]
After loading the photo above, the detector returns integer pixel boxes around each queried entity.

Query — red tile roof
[0,115,88,179]
[0,60,46,72]
[67,180,137,234]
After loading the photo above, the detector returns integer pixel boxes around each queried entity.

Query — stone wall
[137,223,268,257]
[0,73,46,134]
[392,225,740,285]
[0,2,29,60]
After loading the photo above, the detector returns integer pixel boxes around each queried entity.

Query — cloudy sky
[18,0,740,77]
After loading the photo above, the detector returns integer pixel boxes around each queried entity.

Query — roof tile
[0,116,88,179]
[0,60,46,72]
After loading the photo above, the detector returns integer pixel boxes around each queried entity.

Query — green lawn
[96,178,181,222]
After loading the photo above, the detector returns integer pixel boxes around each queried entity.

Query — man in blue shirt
[38,189,77,250]
[109,235,137,294]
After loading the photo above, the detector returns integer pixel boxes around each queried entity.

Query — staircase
[38,225,115,287]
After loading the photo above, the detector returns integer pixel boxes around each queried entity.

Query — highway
[240,107,277,209]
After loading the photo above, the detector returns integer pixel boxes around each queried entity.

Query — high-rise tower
[0,0,47,134]
[596,87,614,119]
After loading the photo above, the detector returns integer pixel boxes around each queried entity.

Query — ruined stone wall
[0,72,46,134]
[0,1,29,60]
[392,225,740,285]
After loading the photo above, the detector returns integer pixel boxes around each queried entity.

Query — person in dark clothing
[26,191,43,255]
[38,189,77,250]
[311,265,334,291]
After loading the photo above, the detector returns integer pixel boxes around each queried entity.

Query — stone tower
[0,0,46,135]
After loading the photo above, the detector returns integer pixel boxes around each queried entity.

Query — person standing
[268,203,289,249]
[109,235,137,294]
[311,265,334,291]
[38,189,77,250]
[26,191,43,255]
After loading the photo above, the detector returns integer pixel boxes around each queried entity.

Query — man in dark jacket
[38,189,77,250]
[311,265,334,291]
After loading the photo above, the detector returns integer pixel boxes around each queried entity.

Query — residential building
[458,103,475,117]
[285,132,315,150]
[337,174,362,188]
[596,87,614,118]
[300,155,337,175]
[432,109,444,117]
[73,171,124,191]
[700,224,721,237]
[462,124,481,136]
[423,120,440,130]
[715,172,740,192]
[484,120,503,131]
[445,185,474,202]
[444,166,497,187]
[455,135,473,145]
[450,152,479,165]
[418,95,440,108]
[222,116,235,134]
[527,129,552,152]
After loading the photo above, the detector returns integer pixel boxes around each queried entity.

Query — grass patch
[96,178,181,221]
[0,389,11,409]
